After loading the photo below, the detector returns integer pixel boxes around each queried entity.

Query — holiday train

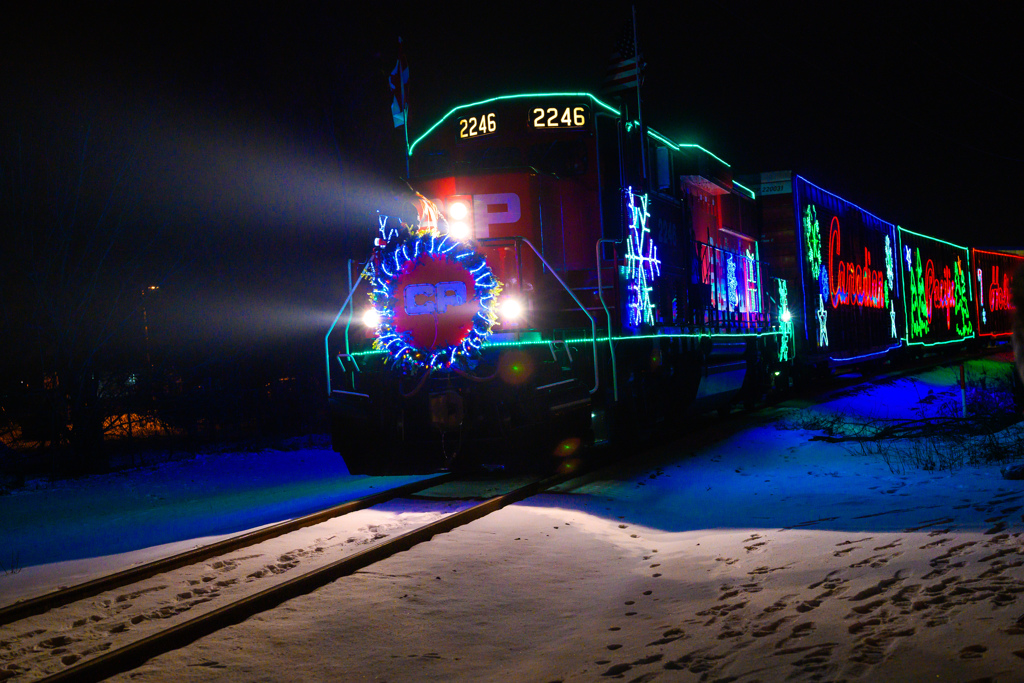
[325,91,1022,475]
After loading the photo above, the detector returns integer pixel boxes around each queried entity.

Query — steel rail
[37,469,579,683]
[0,473,453,626]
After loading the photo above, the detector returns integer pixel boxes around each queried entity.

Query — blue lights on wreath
[369,233,502,372]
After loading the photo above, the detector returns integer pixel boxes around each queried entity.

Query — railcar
[745,173,1024,365]
[971,248,1024,341]
[970,248,1024,406]
[325,92,790,474]
[746,172,905,370]
[898,228,975,348]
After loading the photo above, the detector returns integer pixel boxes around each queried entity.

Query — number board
[458,112,497,139]
[529,105,589,130]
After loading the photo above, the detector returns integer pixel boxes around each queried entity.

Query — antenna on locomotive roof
[603,5,646,189]
[632,4,647,188]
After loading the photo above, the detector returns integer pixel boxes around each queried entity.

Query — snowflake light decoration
[624,187,660,327]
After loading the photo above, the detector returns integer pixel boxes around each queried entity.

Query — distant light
[782,310,791,323]
[148,285,159,290]
[362,309,381,328]
[449,221,470,240]
[448,201,469,221]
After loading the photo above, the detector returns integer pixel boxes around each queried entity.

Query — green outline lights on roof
[408,92,620,155]
[408,93,740,177]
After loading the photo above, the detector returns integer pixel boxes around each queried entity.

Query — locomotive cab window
[527,139,588,177]
[411,150,452,177]
[458,145,524,171]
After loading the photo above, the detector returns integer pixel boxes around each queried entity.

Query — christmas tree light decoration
[803,204,822,278]
[778,279,794,362]
[907,247,930,339]
[816,294,829,347]
[624,186,660,327]
[885,234,894,291]
[953,257,974,338]
[369,233,502,371]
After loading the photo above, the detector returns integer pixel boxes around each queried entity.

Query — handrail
[479,236,600,395]
[596,238,619,402]
[324,257,372,396]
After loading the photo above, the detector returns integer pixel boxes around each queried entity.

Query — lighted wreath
[369,233,502,371]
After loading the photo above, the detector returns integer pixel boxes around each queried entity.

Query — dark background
[2,1,1022,466]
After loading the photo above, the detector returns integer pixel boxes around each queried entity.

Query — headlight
[362,309,381,328]
[445,196,473,240]
[500,297,524,321]
[448,221,471,240]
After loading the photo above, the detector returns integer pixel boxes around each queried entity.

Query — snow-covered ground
[3,352,1024,682]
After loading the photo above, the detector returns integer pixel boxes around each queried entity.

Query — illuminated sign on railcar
[899,228,973,346]
[794,177,901,361]
[972,248,1023,338]
[826,216,888,310]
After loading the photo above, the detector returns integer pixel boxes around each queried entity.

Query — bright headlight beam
[500,297,523,321]
[362,309,381,328]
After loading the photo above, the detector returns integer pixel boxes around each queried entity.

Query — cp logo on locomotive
[404,281,468,316]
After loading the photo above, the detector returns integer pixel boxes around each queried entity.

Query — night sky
[3,1,1022,354]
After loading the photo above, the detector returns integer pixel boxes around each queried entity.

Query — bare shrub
[795,364,1023,474]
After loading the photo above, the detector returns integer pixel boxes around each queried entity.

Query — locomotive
[325,91,1022,475]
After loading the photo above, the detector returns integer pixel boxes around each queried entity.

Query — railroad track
[3,468,586,683]
[0,474,454,627]
[3,347,1008,682]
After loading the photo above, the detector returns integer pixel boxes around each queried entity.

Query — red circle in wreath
[392,253,478,351]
